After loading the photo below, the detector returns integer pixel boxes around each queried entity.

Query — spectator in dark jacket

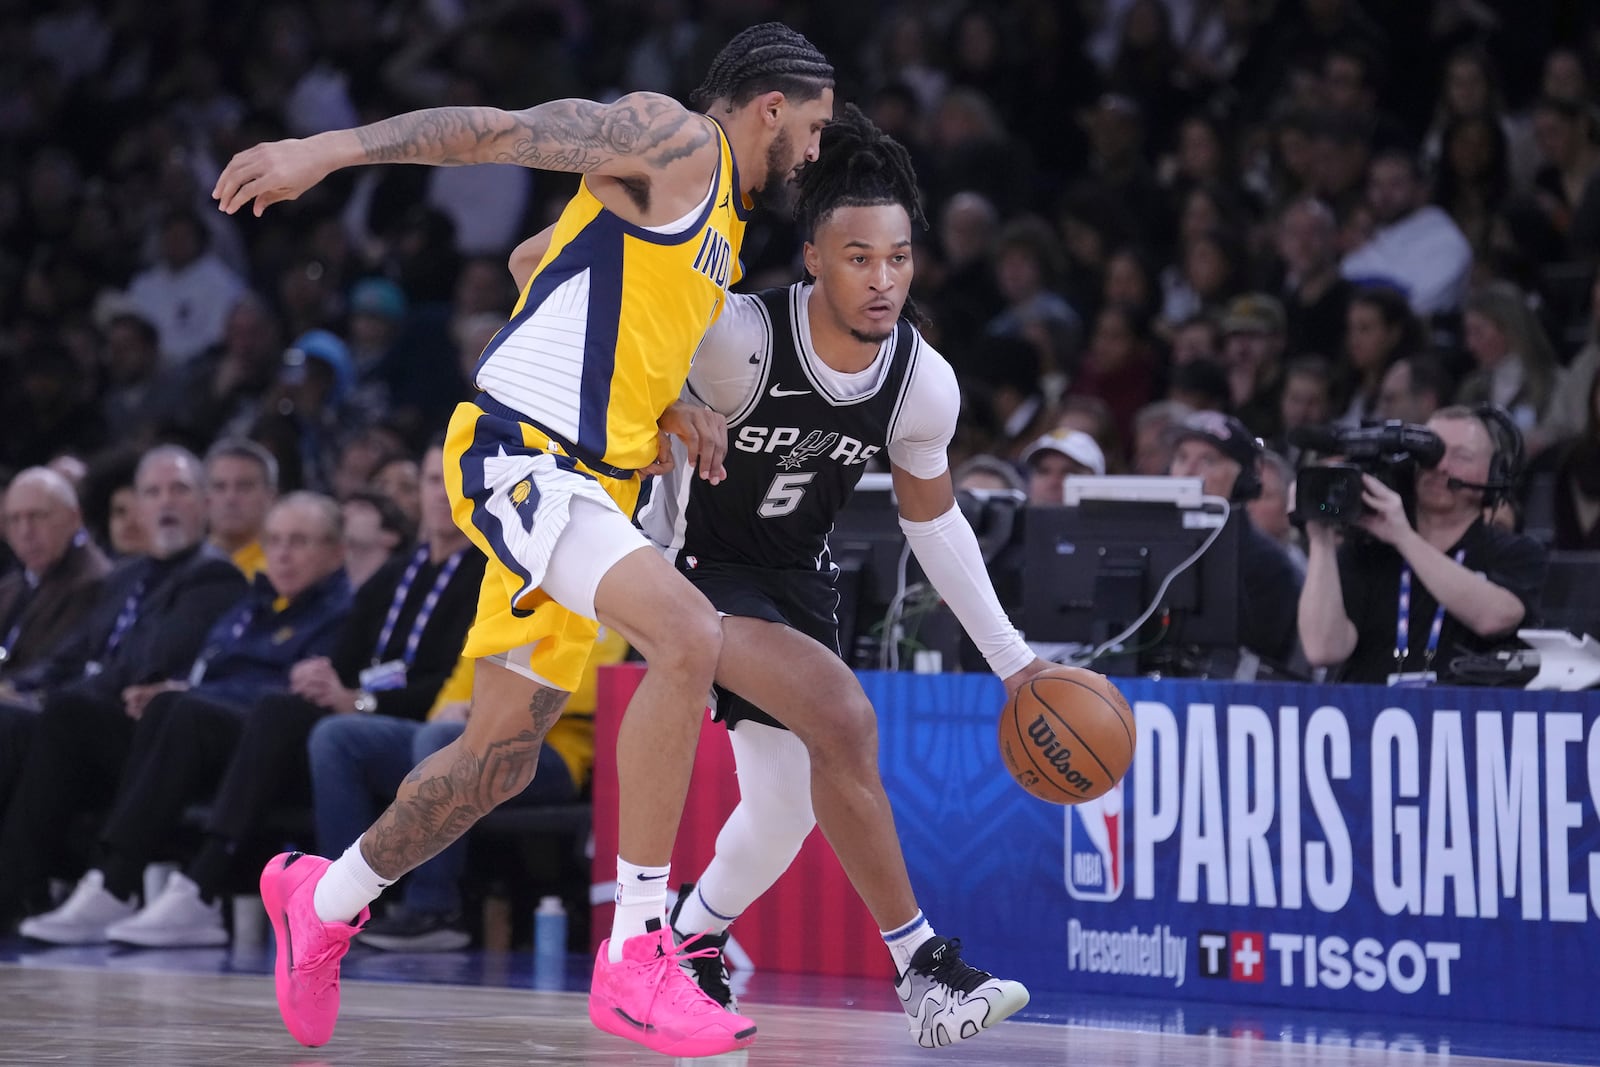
[0,445,246,925]
[0,468,113,807]
[105,443,484,948]
[14,491,352,944]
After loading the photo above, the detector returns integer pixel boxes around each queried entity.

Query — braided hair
[794,103,927,325]
[691,23,834,111]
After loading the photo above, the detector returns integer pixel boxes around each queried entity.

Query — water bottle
[533,895,567,989]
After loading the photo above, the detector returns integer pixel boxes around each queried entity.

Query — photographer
[1297,407,1547,685]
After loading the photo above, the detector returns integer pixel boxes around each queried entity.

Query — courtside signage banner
[866,674,1599,1030]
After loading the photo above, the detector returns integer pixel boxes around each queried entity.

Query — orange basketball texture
[998,666,1135,804]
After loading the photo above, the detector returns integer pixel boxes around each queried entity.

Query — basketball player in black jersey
[514,106,1048,1047]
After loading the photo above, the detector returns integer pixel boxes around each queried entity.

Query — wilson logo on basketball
[997,665,1134,807]
[1026,715,1095,793]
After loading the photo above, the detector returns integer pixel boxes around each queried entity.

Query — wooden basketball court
[0,957,1589,1067]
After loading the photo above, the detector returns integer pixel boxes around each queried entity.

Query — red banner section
[591,664,890,979]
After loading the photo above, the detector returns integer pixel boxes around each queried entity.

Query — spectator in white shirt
[125,209,247,368]
[1340,150,1473,317]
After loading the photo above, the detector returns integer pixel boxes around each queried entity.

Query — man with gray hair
[0,468,114,817]
[0,445,247,928]
[0,468,112,681]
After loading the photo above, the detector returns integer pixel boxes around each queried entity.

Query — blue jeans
[306,715,576,915]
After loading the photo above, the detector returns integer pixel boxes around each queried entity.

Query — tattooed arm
[214,91,715,218]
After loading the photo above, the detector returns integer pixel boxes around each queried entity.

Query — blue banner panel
[865,673,1600,1030]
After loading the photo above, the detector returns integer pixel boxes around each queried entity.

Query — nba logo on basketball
[1064,782,1124,901]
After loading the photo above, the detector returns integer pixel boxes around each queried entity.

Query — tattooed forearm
[358,686,572,879]
[351,94,710,175]
[353,107,513,165]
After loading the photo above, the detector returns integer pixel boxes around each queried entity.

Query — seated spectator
[1374,353,1452,425]
[1275,196,1351,360]
[313,628,623,952]
[1065,304,1159,445]
[0,446,247,925]
[125,208,248,367]
[371,452,422,527]
[79,449,149,560]
[204,438,278,579]
[1551,372,1600,550]
[1130,399,1193,476]
[0,468,112,681]
[90,447,477,948]
[1273,356,1335,465]
[1248,450,1306,576]
[15,492,353,945]
[1022,430,1106,506]
[1546,270,1600,443]
[341,489,413,590]
[1340,150,1473,317]
[952,455,1026,496]
[1297,407,1547,684]
[1167,357,1231,414]
[1167,411,1303,667]
[1219,293,1287,438]
[1337,285,1424,426]
[0,468,113,803]
[1456,283,1563,452]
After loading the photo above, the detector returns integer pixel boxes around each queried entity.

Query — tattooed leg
[360,662,569,880]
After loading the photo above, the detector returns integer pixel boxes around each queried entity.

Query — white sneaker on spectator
[106,871,228,948]
[18,870,137,945]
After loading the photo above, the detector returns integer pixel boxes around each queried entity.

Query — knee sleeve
[695,723,816,921]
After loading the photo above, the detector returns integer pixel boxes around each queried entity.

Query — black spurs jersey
[639,283,960,573]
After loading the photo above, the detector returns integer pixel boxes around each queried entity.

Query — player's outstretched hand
[658,401,727,485]
[213,138,332,217]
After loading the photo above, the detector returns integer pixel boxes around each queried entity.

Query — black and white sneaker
[356,905,471,952]
[895,936,1029,1048]
[669,883,738,1011]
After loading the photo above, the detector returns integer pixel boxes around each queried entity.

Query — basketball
[998,666,1135,805]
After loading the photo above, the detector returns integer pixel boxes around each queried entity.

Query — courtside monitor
[1020,486,1242,672]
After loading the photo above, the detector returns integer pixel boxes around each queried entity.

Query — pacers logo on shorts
[507,478,541,531]
[1065,781,1124,901]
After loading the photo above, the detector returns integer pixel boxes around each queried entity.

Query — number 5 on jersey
[759,472,817,518]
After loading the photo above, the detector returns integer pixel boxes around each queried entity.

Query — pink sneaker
[260,851,369,1047]
[589,928,758,1056]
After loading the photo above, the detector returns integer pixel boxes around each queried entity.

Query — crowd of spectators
[1,0,1599,947]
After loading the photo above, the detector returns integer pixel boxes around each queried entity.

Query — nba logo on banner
[1064,781,1124,901]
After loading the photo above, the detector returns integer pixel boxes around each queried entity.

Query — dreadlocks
[794,103,928,327]
[691,23,834,111]
[793,103,926,241]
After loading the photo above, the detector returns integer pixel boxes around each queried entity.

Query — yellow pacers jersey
[473,119,749,473]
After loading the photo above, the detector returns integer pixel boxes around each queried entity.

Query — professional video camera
[1288,420,1444,525]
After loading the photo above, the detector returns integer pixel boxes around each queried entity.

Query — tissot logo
[1197,930,1266,983]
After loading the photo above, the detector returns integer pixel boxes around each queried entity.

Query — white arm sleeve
[899,503,1034,679]
[885,343,959,479]
[686,291,766,417]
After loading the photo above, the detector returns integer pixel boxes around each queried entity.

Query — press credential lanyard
[1394,549,1467,677]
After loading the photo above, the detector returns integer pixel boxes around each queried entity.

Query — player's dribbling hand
[212,139,330,217]
[658,401,728,484]
[1000,657,1054,701]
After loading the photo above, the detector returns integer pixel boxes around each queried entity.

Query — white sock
[312,837,393,924]
[882,911,936,973]
[610,857,670,962]
[671,882,737,938]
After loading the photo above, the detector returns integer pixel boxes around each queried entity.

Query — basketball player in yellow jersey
[213,24,834,1058]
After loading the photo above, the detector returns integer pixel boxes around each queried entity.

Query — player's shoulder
[901,325,959,396]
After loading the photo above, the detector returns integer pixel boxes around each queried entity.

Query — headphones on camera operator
[1444,402,1525,512]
